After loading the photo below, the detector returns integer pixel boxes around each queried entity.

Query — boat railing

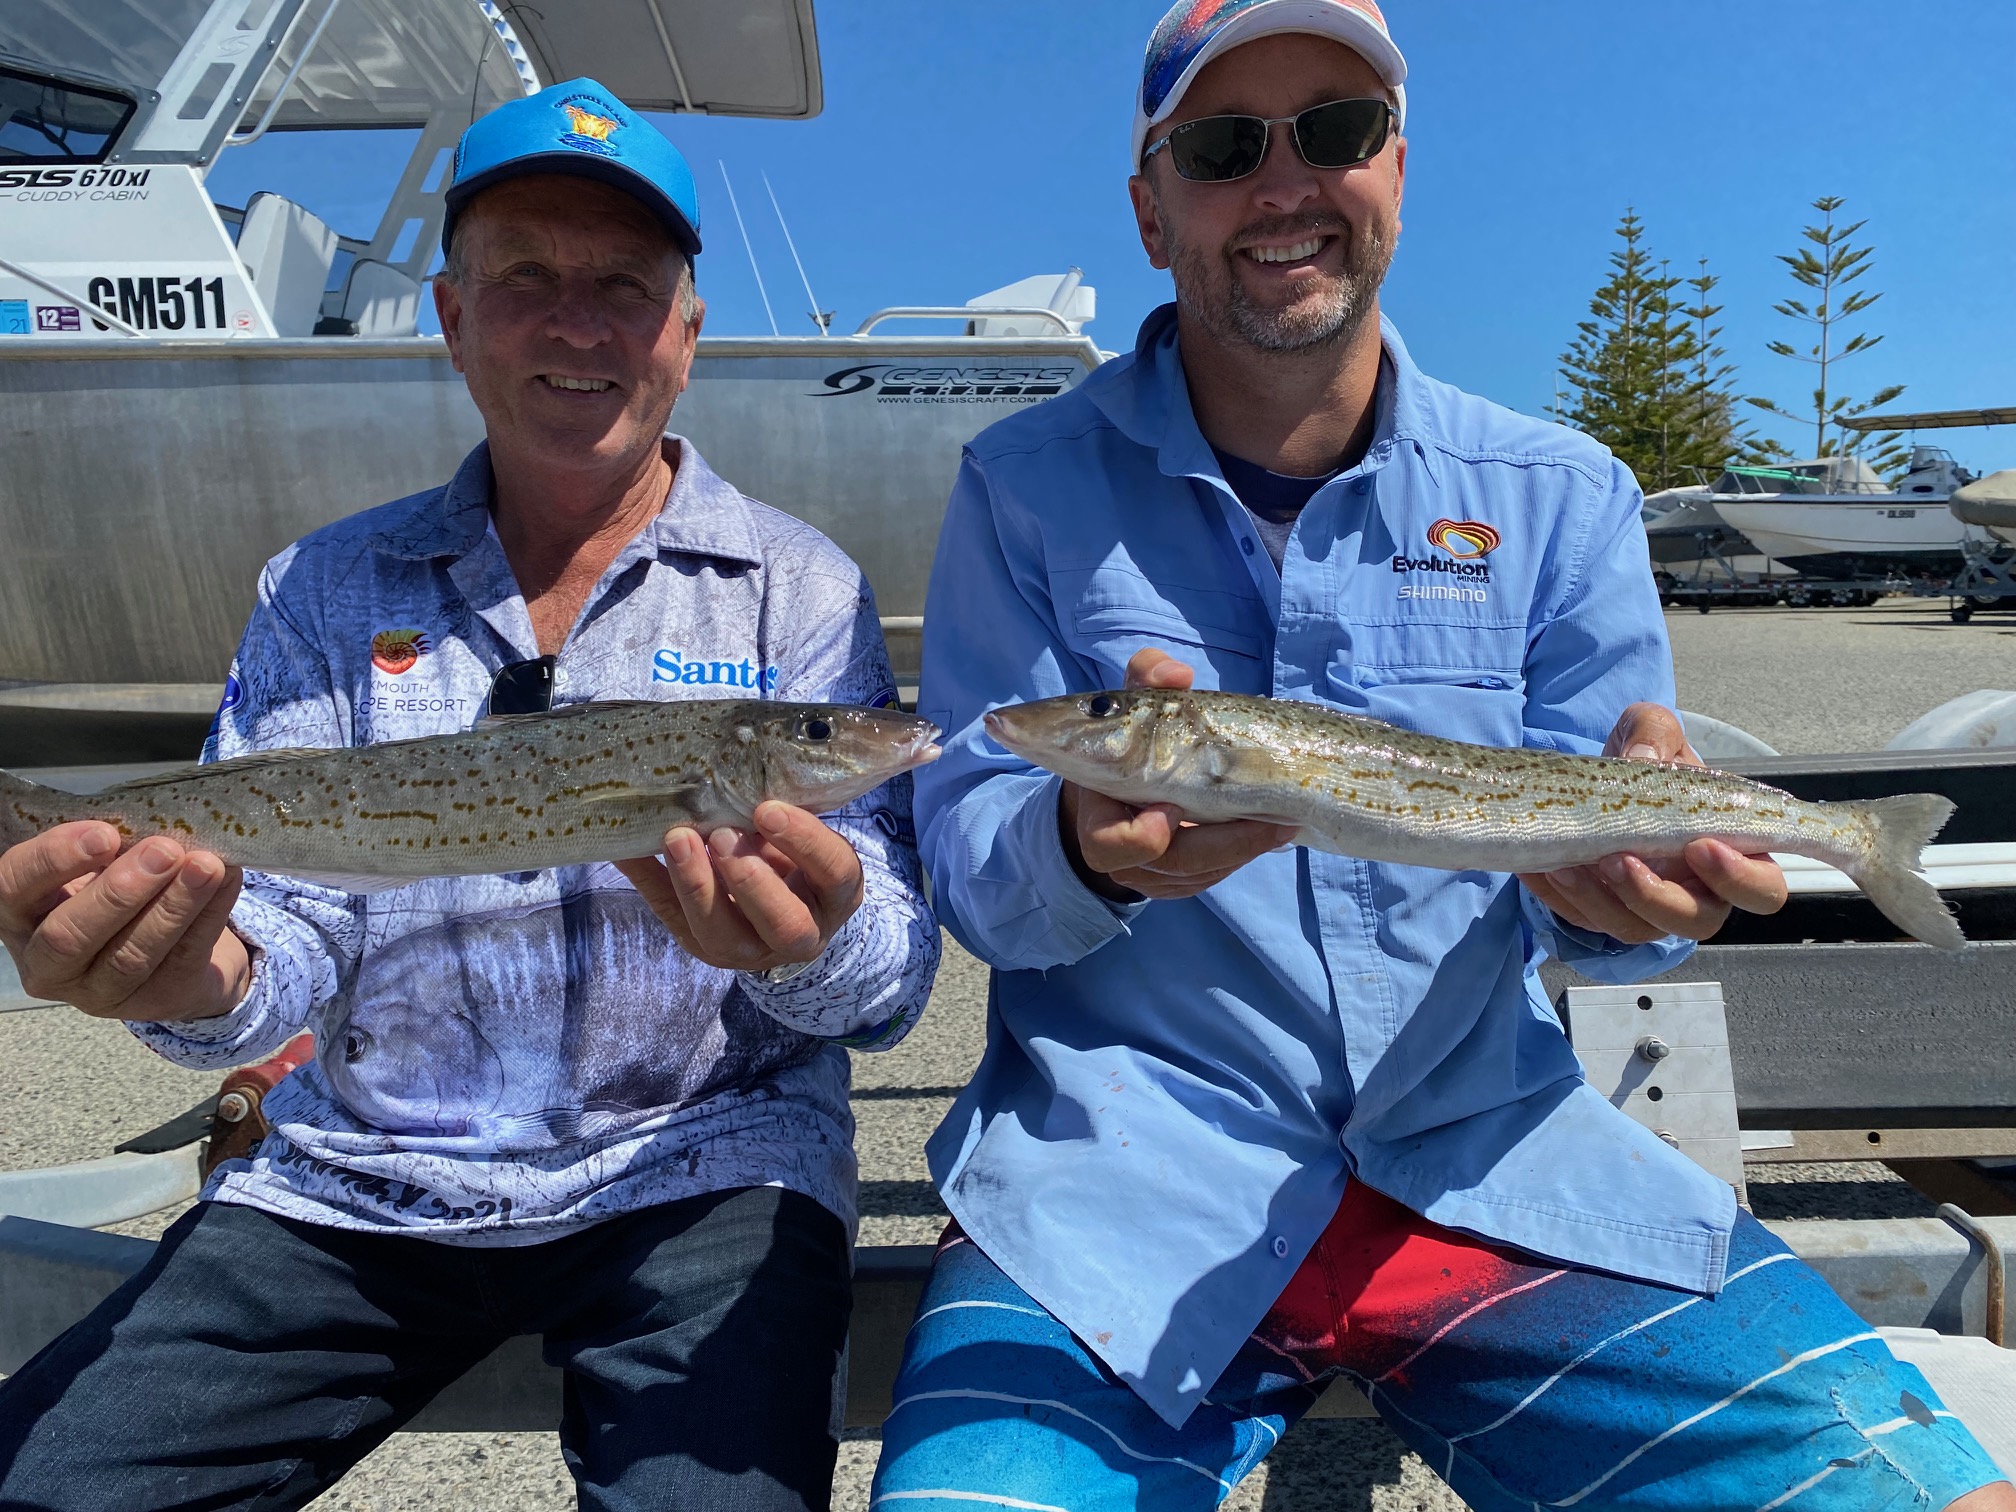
[855,306,1078,336]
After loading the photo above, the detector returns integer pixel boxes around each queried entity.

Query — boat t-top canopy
[2,0,820,152]
[1840,408,2016,433]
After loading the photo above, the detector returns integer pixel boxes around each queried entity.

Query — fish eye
[1086,693,1119,718]
[801,717,833,742]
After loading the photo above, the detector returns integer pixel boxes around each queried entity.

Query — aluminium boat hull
[0,334,1102,689]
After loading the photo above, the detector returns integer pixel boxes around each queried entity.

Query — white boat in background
[1641,469,1795,585]
[1711,447,1994,581]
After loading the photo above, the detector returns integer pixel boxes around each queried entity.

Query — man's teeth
[543,375,613,391]
[1248,237,1326,264]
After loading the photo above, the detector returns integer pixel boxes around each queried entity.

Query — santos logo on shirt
[651,648,781,691]
[1394,519,1500,602]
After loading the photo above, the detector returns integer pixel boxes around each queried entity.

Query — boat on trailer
[0,0,1105,761]
[1709,448,1996,582]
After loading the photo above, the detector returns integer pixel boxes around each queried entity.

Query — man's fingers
[113,864,248,1023]
[708,827,824,961]
[1529,861,1669,944]
[19,838,188,994]
[1517,870,1588,930]
[84,852,233,1008]
[1138,818,1299,880]
[752,803,864,926]
[1597,853,1732,938]
[1078,796,1180,875]
[1124,648,1194,691]
[613,829,716,956]
[1604,701,1696,765]
[0,822,123,938]
[1682,839,1788,916]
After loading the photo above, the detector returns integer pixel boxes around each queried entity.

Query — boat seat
[332,258,421,338]
[235,192,340,338]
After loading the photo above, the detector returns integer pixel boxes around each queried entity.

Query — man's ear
[1390,135,1407,235]
[434,276,465,374]
[673,297,706,398]
[1129,172,1172,271]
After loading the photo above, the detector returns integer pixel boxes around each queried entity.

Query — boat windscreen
[0,2,212,107]
[0,64,134,164]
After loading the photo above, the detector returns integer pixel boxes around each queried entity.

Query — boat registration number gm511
[83,275,230,332]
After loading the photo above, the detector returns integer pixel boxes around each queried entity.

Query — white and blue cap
[1134,0,1408,169]
[443,77,701,256]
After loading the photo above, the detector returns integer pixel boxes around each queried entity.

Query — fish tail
[0,767,52,850]
[1844,792,1965,952]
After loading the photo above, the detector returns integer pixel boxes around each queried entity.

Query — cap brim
[442,154,702,257]
[1134,1,1408,167]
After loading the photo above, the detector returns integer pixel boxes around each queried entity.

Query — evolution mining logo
[1394,518,1501,602]
[813,363,1076,404]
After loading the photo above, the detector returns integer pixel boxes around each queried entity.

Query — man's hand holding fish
[1516,700,1791,944]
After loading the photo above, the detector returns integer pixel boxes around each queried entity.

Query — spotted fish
[984,688,1964,951]
[0,700,941,893]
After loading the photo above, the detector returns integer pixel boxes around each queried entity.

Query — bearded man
[868,2,2014,1508]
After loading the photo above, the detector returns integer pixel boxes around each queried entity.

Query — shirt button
[1354,479,1370,495]
[1272,1235,1290,1259]
[1241,538,1256,556]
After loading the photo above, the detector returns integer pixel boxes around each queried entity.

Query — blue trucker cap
[443,77,701,257]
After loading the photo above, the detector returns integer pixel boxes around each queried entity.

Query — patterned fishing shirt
[130,437,939,1243]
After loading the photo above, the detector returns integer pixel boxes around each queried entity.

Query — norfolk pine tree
[1559,212,1734,491]
[1746,195,1906,472]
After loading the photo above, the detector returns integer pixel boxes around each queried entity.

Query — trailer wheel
[1697,601,1711,614]
[1951,604,1974,624]
[1966,594,2001,610]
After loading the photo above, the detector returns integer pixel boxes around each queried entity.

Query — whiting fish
[984,689,1964,952]
[0,700,941,894]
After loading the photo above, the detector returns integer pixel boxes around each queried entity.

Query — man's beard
[1166,211,1394,354]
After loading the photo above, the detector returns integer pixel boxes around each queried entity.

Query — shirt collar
[1083,301,1442,488]
[368,435,766,570]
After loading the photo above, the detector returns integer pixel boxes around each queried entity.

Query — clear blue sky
[209,0,2016,468]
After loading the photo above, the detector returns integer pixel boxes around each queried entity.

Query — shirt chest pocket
[1333,622,1528,747]
[1063,581,1268,691]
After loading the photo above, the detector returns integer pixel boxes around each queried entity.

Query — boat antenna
[717,161,779,337]
[762,170,832,336]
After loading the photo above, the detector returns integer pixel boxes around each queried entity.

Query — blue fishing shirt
[914,305,1736,1428]
[132,438,938,1243]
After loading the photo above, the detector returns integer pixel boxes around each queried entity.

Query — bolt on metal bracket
[1559,981,1748,1208]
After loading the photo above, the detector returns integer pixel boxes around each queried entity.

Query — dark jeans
[0,1186,852,1512]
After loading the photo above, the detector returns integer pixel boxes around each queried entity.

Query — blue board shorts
[872,1182,2007,1510]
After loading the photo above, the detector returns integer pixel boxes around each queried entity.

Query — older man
[872,4,2011,1509]
[0,79,936,1511]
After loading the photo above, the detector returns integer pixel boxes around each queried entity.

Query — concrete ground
[1,596,2002,1509]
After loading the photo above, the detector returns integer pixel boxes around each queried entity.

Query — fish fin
[103,749,337,790]
[475,701,662,730]
[265,869,422,896]
[1846,792,1965,952]
[0,767,56,848]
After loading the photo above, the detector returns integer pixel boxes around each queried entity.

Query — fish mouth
[982,706,1042,760]
[903,720,943,769]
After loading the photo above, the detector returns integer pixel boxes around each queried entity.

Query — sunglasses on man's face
[486,655,557,717]
[1143,97,1396,183]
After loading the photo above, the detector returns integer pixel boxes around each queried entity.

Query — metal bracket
[1560,981,1747,1207]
